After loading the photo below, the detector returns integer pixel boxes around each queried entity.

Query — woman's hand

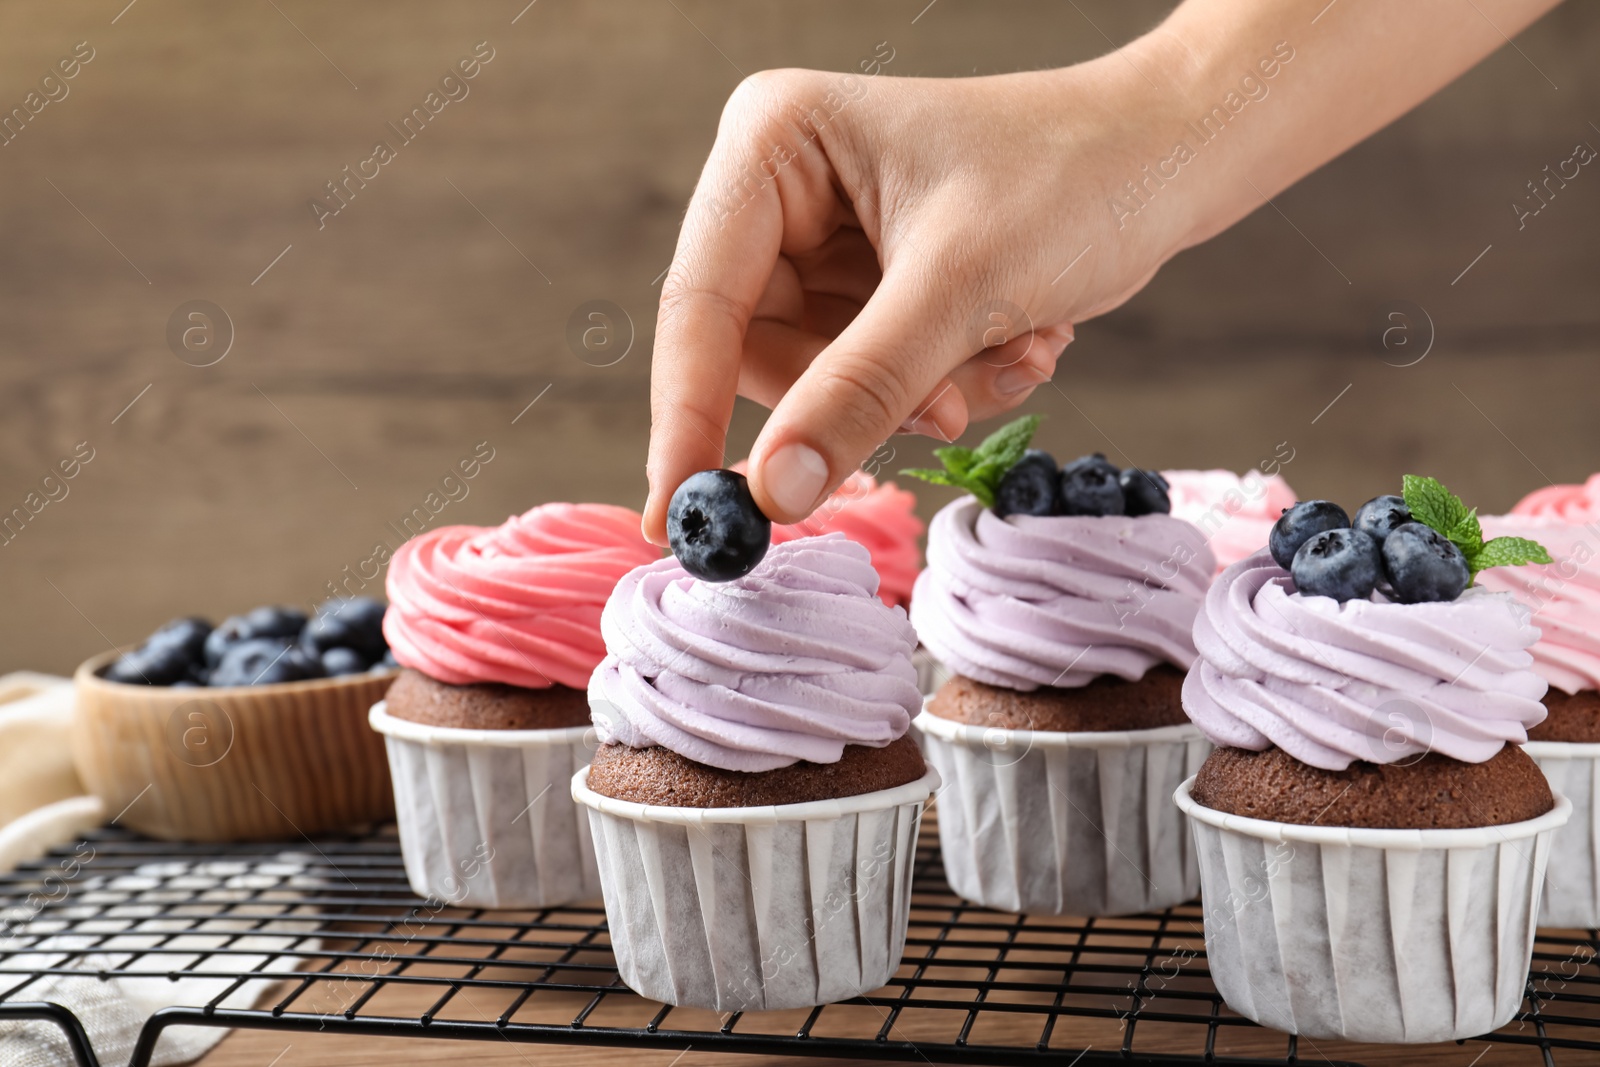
[643,51,1189,541]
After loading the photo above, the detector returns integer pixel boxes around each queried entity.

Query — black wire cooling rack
[2,820,1599,1067]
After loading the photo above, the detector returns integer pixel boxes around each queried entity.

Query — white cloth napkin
[0,674,322,1067]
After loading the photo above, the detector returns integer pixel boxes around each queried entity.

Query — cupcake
[1164,467,1298,574]
[575,533,937,1011]
[1476,475,1600,925]
[368,502,658,908]
[1177,477,1569,1042]
[905,416,1216,916]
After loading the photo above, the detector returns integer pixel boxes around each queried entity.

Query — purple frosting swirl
[1183,550,1547,770]
[910,498,1215,691]
[588,533,921,772]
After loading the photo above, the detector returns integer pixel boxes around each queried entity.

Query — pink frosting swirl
[589,534,921,773]
[1183,551,1546,770]
[1510,474,1600,523]
[910,498,1215,691]
[1163,469,1298,573]
[1477,511,1600,694]
[383,503,660,689]
[734,463,924,608]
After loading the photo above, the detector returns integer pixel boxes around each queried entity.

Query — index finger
[642,90,787,545]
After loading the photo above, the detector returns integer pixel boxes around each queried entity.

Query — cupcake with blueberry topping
[1176,476,1567,1042]
[1476,475,1600,925]
[575,472,936,1010]
[368,502,659,908]
[903,415,1215,916]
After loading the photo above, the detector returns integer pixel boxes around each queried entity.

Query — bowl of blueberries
[73,598,399,842]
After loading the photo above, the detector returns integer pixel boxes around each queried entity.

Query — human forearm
[1125,0,1562,251]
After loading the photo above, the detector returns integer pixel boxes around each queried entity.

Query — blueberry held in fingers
[1352,494,1412,546]
[995,450,1059,518]
[1383,522,1470,604]
[1119,469,1171,517]
[1269,500,1349,570]
[667,469,772,582]
[1290,528,1381,602]
[1058,453,1124,516]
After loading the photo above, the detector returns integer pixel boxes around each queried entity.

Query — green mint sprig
[900,414,1040,508]
[1401,474,1551,581]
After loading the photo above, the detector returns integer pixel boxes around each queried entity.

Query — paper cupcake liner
[911,646,950,698]
[1525,740,1600,928]
[1175,776,1571,1043]
[572,764,938,1011]
[369,702,602,909]
[915,711,1209,916]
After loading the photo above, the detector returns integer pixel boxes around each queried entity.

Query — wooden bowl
[72,650,397,841]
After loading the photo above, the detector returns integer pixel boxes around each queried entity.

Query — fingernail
[995,365,1046,397]
[762,442,829,517]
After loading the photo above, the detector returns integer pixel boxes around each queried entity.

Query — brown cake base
[925,665,1187,732]
[1528,687,1600,742]
[586,734,926,808]
[385,668,591,730]
[1190,744,1554,830]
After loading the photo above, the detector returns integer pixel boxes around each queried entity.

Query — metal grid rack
[1,821,1598,1067]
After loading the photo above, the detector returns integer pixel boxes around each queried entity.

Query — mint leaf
[899,414,1042,509]
[972,414,1041,471]
[1398,474,1551,582]
[1402,475,1469,534]
[933,446,976,477]
[1446,507,1483,558]
[899,468,963,490]
[1472,535,1553,573]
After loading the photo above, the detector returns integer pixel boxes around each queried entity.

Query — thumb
[747,264,973,523]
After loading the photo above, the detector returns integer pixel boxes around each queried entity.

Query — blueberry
[204,615,250,667]
[1290,528,1381,603]
[1352,495,1412,546]
[243,605,308,640]
[667,469,772,582]
[302,597,388,660]
[144,617,212,664]
[995,450,1059,518]
[1383,522,1470,604]
[103,639,193,686]
[375,649,399,671]
[1119,469,1171,517]
[1269,500,1350,570]
[210,639,326,687]
[1058,453,1124,516]
[320,647,368,677]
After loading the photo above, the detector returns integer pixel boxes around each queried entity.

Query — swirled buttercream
[383,503,659,689]
[1478,508,1600,694]
[1182,551,1547,770]
[589,533,922,772]
[1164,468,1297,573]
[909,498,1215,691]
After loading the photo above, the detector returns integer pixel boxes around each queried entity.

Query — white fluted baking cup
[572,764,938,1011]
[914,711,1208,916]
[1525,740,1600,928]
[1175,776,1571,1043]
[369,702,602,909]
[912,646,950,698]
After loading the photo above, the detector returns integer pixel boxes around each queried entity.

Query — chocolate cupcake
[574,534,937,1011]
[905,419,1216,916]
[1177,482,1570,1043]
[368,503,658,909]
[1477,479,1600,925]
